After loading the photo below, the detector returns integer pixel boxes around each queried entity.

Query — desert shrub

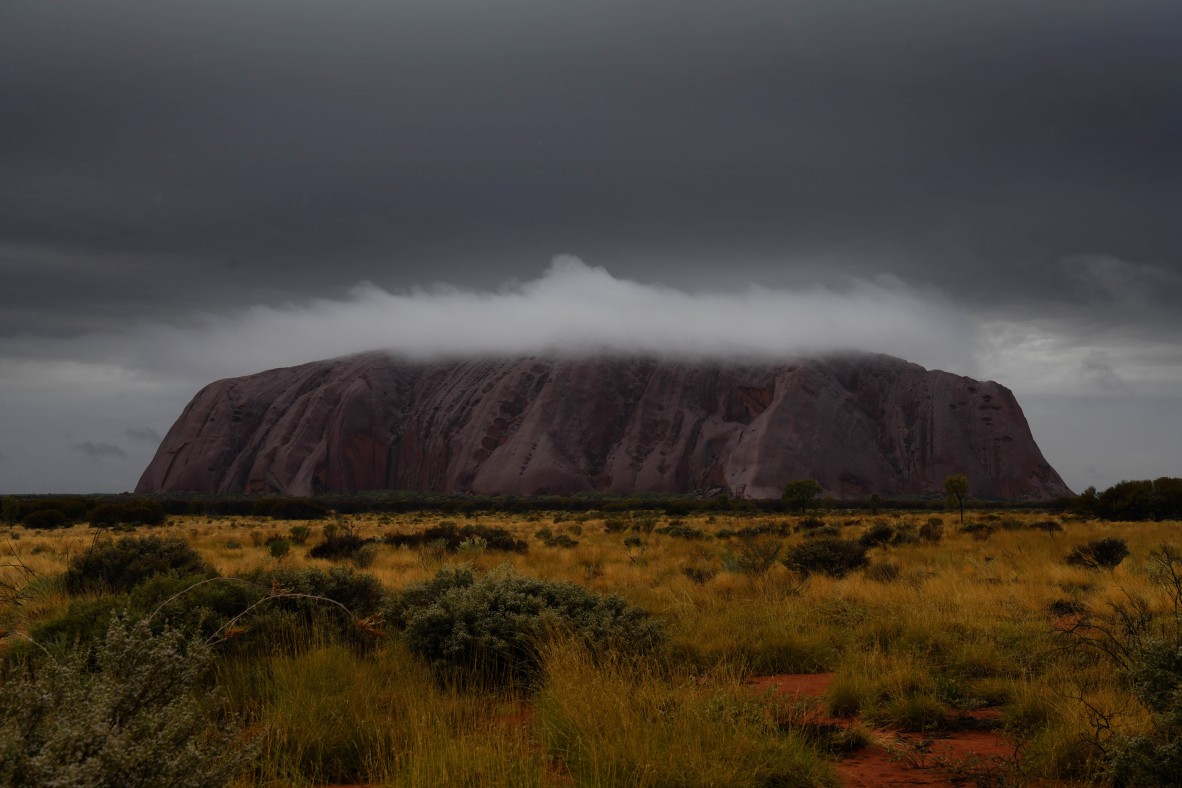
[655,523,708,540]
[309,532,371,560]
[858,522,895,548]
[1049,598,1088,618]
[384,522,527,553]
[0,617,251,786]
[783,538,869,578]
[541,533,579,548]
[681,565,718,585]
[734,538,783,577]
[960,521,996,540]
[1031,519,1063,533]
[1060,545,1182,783]
[351,542,379,568]
[65,535,213,595]
[1065,537,1130,570]
[805,524,842,539]
[269,538,291,559]
[734,521,792,538]
[387,565,663,685]
[288,524,312,544]
[603,517,628,533]
[795,516,825,532]
[918,519,944,542]
[20,509,67,529]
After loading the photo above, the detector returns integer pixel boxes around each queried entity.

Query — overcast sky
[2,0,1180,494]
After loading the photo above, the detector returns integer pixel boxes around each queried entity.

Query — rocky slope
[136,353,1071,500]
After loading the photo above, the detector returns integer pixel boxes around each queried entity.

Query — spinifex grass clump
[1065,537,1130,570]
[387,564,663,685]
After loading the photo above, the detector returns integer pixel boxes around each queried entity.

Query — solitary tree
[944,474,969,525]
[783,479,823,513]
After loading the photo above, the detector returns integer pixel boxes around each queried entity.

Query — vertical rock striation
[136,352,1071,500]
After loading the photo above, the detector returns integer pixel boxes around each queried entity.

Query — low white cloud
[1,255,1178,493]
[51,255,981,381]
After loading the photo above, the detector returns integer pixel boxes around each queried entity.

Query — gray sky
[2,0,1180,494]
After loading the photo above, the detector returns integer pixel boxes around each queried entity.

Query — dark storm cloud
[4,0,1182,331]
[1,1,1180,492]
[125,427,162,445]
[74,441,128,461]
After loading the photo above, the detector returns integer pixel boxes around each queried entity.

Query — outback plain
[3,493,1181,787]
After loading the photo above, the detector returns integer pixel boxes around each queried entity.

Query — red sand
[749,673,1018,787]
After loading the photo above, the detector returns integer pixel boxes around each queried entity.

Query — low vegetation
[0,491,1179,785]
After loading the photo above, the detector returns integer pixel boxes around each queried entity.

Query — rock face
[136,353,1071,500]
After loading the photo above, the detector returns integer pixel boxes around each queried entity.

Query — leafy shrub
[796,516,825,532]
[783,538,869,578]
[351,542,379,568]
[960,521,997,540]
[733,521,792,539]
[384,522,527,553]
[387,565,663,685]
[681,565,718,585]
[88,501,166,527]
[309,532,371,560]
[64,535,212,595]
[858,522,896,548]
[733,538,783,577]
[918,519,944,542]
[268,538,291,559]
[603,517,629,533]
[0,617,251,786]
[542,533,580,548]
[1066,537,1130,570]
[288,524,312,544]
[805,524,842,539]
[21,509,67,529]
[1031,519,1063,533]
[655,523,708,540]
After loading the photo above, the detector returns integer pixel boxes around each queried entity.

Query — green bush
[21,509,67,529]
[1066,537,1130,570]
[918,519,944,542]
[309,532,371,560]
[858,522,895,548]
[269,538,291,559]
[387,565,663,685]
[64,535,213,595]
[384,522,527,553]
[0,617,251,786]
[782,538,869,578]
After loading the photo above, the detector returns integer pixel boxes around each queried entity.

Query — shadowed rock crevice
[136,353,1072,500]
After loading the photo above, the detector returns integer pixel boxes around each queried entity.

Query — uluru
[136,352,1070,500]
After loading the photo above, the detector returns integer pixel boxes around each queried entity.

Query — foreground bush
[387,565,663,684]
[64,535,212,595]
[0,617,251,786]
[38,566,383,657]
[782,537,869,578]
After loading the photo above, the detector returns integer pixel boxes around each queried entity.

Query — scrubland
[2,507,1181,786]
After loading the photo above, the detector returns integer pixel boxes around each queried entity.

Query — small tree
[783,479,823,513]
[944,474,969,525]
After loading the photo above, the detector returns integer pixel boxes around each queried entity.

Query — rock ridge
[136,352,1072,500]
